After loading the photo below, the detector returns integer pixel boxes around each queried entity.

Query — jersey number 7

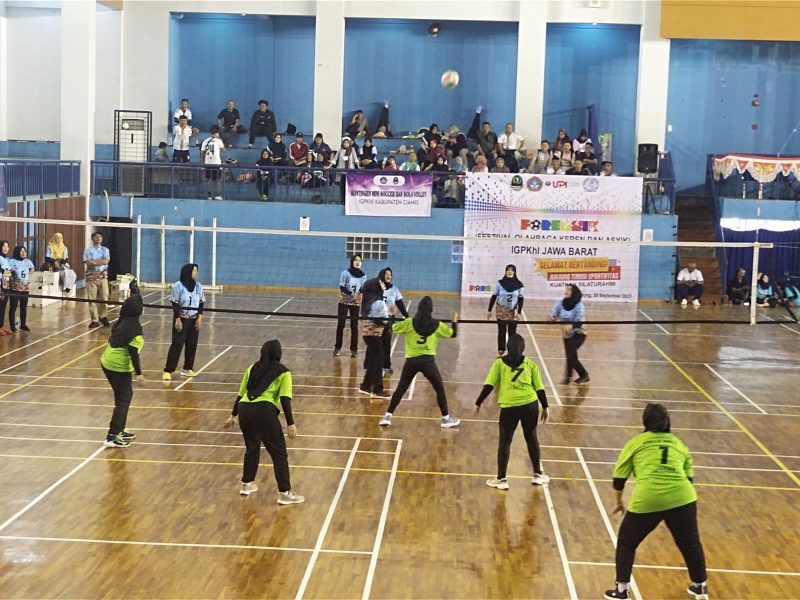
[511,367,524,382]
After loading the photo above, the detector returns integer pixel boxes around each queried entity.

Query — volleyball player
[163,263,205,381]
[334,255,366,357]
[476,334,550,489]
[487,264,524,356]
[359,277,390,398]
[100,294,145,448]
[378,267,409,374]
[604,403,708,600]
[379,296,460,428]
[224,340,304,505]
[551,283,590,384]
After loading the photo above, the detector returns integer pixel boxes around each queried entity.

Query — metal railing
[0,159,81,199]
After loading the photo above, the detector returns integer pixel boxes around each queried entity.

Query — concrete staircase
[675,194,723,300]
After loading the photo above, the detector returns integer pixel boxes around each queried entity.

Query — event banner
[345,172,432,217]
[462,173,642,302]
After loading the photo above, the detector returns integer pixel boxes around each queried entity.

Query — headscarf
[498,264,523,293]
[48,233,66,260]
[12,245,25,261]
[757,273,771,292]
[269,133,286,159]
[502,334,525,369]
[453,156,467,173]
[360,277,384,318]
[348,254,364,278]
[107,294,143,349]
[412,295,439,338]
[378,267,393,289]
[577,129,588,143]
[246,340,288,400]
[257,149,271,166]
[0,241,8,258]
[561,283,583,311]
[179,263,198,293]
[472,154,488,173]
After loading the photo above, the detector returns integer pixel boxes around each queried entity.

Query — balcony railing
[0,159,81,199]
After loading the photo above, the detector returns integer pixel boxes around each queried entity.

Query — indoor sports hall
[1,2,800,600]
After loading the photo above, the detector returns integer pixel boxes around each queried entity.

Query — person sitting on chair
[676,263,704,307]
[725,267,749,305]
[44,233,77,294]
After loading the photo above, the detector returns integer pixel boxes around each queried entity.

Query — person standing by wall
[84,232,111,329]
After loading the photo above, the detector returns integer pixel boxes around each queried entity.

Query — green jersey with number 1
[484,357,544,408]
[613,431,697,514]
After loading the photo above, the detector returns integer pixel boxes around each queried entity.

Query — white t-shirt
[172,125,192,151]
[573,138,590,153]
[677,268,704,283]
[599,171,617,177]
[174,107,193,124]
[201,137,225,165]
[497,132,524,151]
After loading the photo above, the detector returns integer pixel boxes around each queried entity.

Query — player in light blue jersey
[378,267,409,374]
[487,264,524,356]
[334,255,366,357]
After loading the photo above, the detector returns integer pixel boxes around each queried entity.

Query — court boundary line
[568,560,800,578]
[521,309,562,406]
[638,308,671,335]
[174,345,233,391]
[703,363,767,415]
[543,483,579,599]
[295,438,361,600]
[263,297,293,321]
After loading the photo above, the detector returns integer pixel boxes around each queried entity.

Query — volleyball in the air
[441,70,460,88]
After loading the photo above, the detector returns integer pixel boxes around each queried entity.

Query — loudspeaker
[637,143,659,174]
[92,217,133,280]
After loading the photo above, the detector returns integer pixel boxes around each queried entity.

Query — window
[346,236,388,261]
[451,241,463,264]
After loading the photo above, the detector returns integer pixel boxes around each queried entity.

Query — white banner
[462,173,642,302]
[345,172,432,217]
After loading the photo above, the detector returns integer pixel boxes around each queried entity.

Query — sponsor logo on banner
[583,177,600,192]
[545,180,568,189]
[510,175,524,191]
[468,283,495,292]
[526,176,543,192]
[374,175,405,186]
[520,219,600,232]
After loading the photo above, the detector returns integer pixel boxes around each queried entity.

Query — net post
[135,214,141,282]
[749,242,760,325]
[211,217,217,287]
[189,216,195,264]
[160,215,166,287]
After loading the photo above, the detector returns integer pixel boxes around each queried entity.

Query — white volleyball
[441,70,460,88]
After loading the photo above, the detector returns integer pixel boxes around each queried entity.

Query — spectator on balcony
[528,140,551,174]
[154,142,170,163]
[268,133,288,169]
[248,100,277,149]
[289,133,310,171]
[426,139,446,166]
[572,129,590,154]
[444,126,469,161]
[383,156,399,170]
[345,110,370,139]
[554,128,570,151]
[477,122,498,163]
[555,140,574,170]
[491,157,510,174]
[335,137,358,203]
[173,98,199,140]
[497,122,524,172]
[424,124,443,146]
[676,263,704,307]
[359,138,379,168]
[217,100,241,148]
[600,161,617,177]
[400,151,421,172]
[43,232,76,293]
[725,267,750,305]
[310,133,334,167]
[578,140,599,174]
[472,154,489,173]
[256,149,272,201]
[444,156,467,203]
[84,232,111,329]
[566,158,591,176]
[201,126,225,200]
[360,153,381,171]
[547,156,565,175]
[172,115,192,163]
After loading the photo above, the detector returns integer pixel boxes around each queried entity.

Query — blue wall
[343,19,518,136]
[542,24,641,175]
[89,196,675,299]
[168,13,315,137]
[667,39,800,191]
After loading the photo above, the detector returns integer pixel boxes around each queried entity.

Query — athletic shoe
[486,478,509,490]
[88,321,101,329]
[9,328,16,333]
[441,415,460,428]
[103,435,130,449]
[680,298,688,306]
[604,587,629,600]
[687,583,709,600]
[119,430,136,441]
[575,375,591,385]
[260,195,268,201]
[214,196,224,201]
[333,348,341,356]
[531,472,551,485]
[379,414,392,427]
[743,302,750,306]
[371,390,390,398]
[560,377,571,385]
[277,490,305,505]
[358,385,372,395]
[162,372,172,382]
[350,350,358,358]
[207,195,213,200]
[100,317,111,327]
[240,482,258,496]
[692,299,701,307]
[19,325,30,332]
[181,369,197,378]
[383,368,393,375]
[247,144,253,149]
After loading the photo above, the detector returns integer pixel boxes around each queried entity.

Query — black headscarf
[412,296,439,337]
[246,340,288,400]
[108,294,143,348]
[0,241,7,258]
[179,263,197,293]
[561,283,583,311]
[12,245,25,261]
[502,334,525,369]
[348,254,364,278]
[498,264,523,293]
[378,267,393,289]
[360,277,384,318]
[269,134,286,159]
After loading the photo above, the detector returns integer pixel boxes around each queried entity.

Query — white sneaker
[531,472,551,485]
[441,415,460,428]
[486,478,509,490]
[379,414,392,427]
[277,490,305,505]
[681,299,688,306]
[692,299,701,306]
[214,196,224,201]
[240,482,258,496]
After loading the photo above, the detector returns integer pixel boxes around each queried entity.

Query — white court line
[174,345,233,391]
[362,439,402,600]
[406,375,417,400]
[263,297,293,320]
[704,363,767,415]
[575,448,642,600]
[295,438,361,600]
[521,310,562,406]
[542,483,578,599]
[0,446,104,533]
[388,300,410,359]
[0,534,370,555]
[638,308,671,335]
[568,560,800,578]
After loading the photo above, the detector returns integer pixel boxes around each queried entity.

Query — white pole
[750,243,759,326]
[135,214,141,282]
[211,217,217,287]
[189,216,195,264]
[160,215,166,287]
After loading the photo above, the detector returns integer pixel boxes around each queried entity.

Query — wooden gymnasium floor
[0,290,799,599]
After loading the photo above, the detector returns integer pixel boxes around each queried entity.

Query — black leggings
[387,356,449,416]
[335,303,359,352]
[564,334,588,379]
[616,501,707,584]
[497,402,542,479]
[497,320,518,352]
[103,366,133,438]
[9,291,28,329]
[361,335,384,392]
[164,317,200,373]
[238,402,290,492]
[381,326,393,369]
[0,295,7,327]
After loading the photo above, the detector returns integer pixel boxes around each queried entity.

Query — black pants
[9,291,28,329]
[248,126,275,145]
[564,334,588,379]
[381,326,393,369]
[616,502,707,584]
[387,356,449,416]
[164,317,200,372]
[0,295,7,327]
[497,402,542,479]
[361,335,384,392]
[172,150,190,163]
[676,283,704,301]
[256,173,270,197]
[497,321,518,352]
[727,284,748,304]
[103,366,133,438]
[238,402,291,492]
[335,303,359,352]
